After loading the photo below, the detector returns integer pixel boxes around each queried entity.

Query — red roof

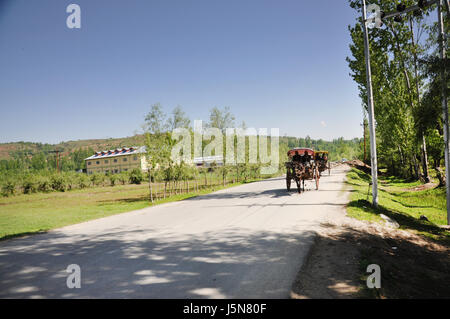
[287,148,315,157]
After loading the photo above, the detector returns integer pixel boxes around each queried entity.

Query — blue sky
[0,0,363,144]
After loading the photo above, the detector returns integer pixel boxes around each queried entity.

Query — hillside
[0,135,147,160]
[0,134,363,167]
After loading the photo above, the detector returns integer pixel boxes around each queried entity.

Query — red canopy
[287,148,315,157]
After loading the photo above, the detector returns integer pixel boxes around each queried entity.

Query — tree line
[0,105,362,198]
[142,104,363,201]
[347,0,449,183]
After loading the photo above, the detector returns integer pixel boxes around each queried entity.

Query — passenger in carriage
[293,151,302,162]
[303,150,311,164]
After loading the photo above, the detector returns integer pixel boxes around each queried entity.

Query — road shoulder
[291,167,450,299]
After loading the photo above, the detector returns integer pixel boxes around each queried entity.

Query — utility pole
[50,150,62,173]
[438,0,450,225]
[361,0,379,207]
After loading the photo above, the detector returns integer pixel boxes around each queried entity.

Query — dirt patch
[291,211,450,299]
[291,224,361,299]
[401,182,438,192]
[344,160,375,175]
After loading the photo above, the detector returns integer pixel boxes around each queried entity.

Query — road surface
[0,165,350,298]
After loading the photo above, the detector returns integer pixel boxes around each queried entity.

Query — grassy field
[0,179,254,240]
[345,168,450,242]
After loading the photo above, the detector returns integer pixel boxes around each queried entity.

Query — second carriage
[314,151,331,176]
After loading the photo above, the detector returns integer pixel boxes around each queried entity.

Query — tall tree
[144,103,170,202]
[207,106,235,131]
[144,103,167,134]
[167,105,191,131]
[346,0,435,179]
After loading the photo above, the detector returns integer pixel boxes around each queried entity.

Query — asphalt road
[0,165,350,298]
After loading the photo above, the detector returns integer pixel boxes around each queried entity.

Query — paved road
[0,165,350,298]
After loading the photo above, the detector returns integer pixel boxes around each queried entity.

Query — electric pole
[49,150,62,173]
[361,0,379,207]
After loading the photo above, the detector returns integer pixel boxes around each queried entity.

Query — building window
[114,169,118,173]
[123,158,127,162]
[114,159,118,163]
[96,161,100,165]
[105,160,109,164]
[88,162,91,165]
[124,169,128,171]
[133,156,138,161]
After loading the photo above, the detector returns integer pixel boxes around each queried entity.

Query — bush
[90,173,105,186]
[22,175,38,194]
[1,179,16,197]
[117,172,129,185]
[77,174,90,189]
[129,169,143,184]
[37,176,52,193]
[109,174,118,186]
[65,172,78,190]
[50,174,68,192]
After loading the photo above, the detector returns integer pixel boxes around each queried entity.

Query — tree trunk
[409,18,431,183]
[149,170,153,203]
[412,155,419,180]
[436,167,446,187]
[164,181,167,199]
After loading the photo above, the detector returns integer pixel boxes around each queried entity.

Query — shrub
[129,169,143,185]
[77,174,90,189]
[90,173,105,186]
[1,179,16,197]
[109,174,118,186]
[65,173,78,190]
[50,174,67,192]
[117,172,129,185]
[37,176,52,193]
[22,175,38,194]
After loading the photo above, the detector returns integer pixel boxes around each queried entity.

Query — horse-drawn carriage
[285,148,319,193]
[314,151,331,176]
[285,148,331,193]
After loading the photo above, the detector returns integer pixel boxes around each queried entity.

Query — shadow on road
[0,228,314,298]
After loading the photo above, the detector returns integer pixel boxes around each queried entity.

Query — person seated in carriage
[292,151,302,162]
[303,150,311,164]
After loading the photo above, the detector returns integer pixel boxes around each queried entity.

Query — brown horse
[292,162,317,193]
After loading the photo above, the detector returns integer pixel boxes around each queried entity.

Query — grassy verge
[345,168,449,243]
[0,178,268,241]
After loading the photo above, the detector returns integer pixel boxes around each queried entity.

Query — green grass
[345,168,450,242]
[0,179,262,240]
